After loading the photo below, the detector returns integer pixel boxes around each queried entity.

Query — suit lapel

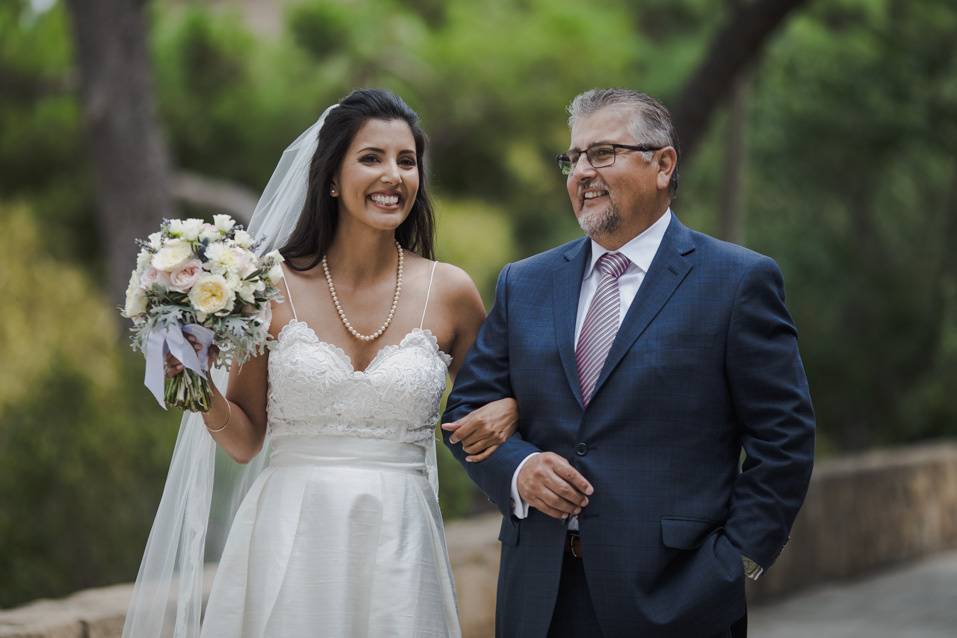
[553,239,591,409]
[589,215,696,404]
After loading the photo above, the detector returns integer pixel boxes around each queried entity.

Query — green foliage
[744,0,957,449]
[0,355,179,608]
[0,2,94,267]
[0,203,181,607]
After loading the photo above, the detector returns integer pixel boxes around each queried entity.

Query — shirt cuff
[742,555,764,581]
[509,452,540,519]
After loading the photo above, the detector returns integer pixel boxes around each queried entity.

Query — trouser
[546,539,748,638]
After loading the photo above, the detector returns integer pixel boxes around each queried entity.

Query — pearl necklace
[321,241,403,342]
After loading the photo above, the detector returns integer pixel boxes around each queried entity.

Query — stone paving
[750,549,957,638]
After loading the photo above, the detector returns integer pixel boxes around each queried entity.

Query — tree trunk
[717,70,750,245]
[64,0,174,313]
[673,0,810,163]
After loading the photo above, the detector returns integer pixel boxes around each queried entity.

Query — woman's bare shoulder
[431,261,484,314]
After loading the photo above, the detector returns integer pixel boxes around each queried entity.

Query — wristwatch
[741,555,764,581]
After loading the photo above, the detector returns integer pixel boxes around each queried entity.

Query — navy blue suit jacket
[443,215,815,638]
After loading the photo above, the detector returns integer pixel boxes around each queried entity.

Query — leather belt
[565,532,582,559]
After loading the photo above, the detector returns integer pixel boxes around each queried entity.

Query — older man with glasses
[443,88,815,638]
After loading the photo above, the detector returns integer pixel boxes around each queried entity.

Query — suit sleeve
[442,263,541,518]
[722,256,816,570]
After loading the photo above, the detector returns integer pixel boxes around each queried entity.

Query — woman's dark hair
[281,88,436,270]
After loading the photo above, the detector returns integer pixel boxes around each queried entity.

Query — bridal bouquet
[121,215,284,412]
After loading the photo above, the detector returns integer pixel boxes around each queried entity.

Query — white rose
[151,239,194,272]
[213,214,236,234]
[266,263,284,286]
[233,248,257,278]
[224,271,241,292]
[265,249,285,264]
[204,241,236,275]
[169,218,205,241]
[148,232,163,250]
[169,259,204,292]
[233,229,254,249]
[199,223,220,243]
[189,274,232,315]
[123,272,148,318]
[237,279,265,303]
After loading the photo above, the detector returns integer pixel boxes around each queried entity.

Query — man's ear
[656,147,678,191]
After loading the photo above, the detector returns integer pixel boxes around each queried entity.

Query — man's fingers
[532,502,570,520]
[552,461,594,496]
[459,427,492,448]
[462,436,496,454]
[545,474,590,508]
[466,445,498,463]
[535,486,582,516]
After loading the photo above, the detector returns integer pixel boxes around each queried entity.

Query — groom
[443,88,815,638]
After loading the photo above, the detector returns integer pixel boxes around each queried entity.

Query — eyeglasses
[556,143,663,176]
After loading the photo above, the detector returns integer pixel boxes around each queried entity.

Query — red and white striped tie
[576,252,631,406]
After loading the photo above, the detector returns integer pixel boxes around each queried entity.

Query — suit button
[574,442,588,456]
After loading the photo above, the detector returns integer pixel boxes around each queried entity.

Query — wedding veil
[121,105,337,638]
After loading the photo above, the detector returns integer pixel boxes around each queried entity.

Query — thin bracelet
[205,396,232,433]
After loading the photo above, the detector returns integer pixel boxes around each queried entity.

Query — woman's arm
[166,337,269,464]
[439,263,519,462]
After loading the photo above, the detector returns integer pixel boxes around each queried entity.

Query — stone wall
[3,441,957,637]
[745,441,957,604]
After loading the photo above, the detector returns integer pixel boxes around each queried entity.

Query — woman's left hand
[441,397,519,463]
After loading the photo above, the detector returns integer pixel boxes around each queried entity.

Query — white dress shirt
[509,209,672,524]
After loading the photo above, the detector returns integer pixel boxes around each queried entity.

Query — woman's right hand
[164,335,219,377]
[441,397,519,463]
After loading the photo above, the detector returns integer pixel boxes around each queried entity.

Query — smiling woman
[332,118,421,234]
[124,89,520,638]
[280,89,436,272]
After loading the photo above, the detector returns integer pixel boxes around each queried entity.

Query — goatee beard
[578,202,622,238]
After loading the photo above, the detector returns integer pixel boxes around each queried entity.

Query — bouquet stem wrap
[144,323,216,411]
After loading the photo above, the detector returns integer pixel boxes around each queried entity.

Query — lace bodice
[266,319,451,444]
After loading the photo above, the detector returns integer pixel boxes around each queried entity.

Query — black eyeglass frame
[556,143,664,176]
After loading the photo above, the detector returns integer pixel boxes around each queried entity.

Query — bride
[123,89,517,637]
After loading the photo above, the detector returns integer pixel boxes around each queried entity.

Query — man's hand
[516,452,593,520]
[441,397,519,463]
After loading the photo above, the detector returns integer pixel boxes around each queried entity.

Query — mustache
[578,180,608,193]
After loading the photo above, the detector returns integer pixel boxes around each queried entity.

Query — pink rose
[169,259,204,293]
[234,248,257,278]
[140,266,171,290]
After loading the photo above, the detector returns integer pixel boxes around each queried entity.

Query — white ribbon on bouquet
[143,323,215,408]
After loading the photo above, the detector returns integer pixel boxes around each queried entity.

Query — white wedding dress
[200,263,461,637]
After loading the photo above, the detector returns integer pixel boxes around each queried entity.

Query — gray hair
[566,88,680,197]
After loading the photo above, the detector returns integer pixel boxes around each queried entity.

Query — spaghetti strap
[280,264,300,322]
[419,261,438,330]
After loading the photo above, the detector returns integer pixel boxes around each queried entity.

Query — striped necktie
[576,251,631,406]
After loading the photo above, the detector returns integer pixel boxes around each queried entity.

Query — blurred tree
[64,0,174,311]
[0,1,93,268]
[745,0,957,449]
[673,0,811,162]
[717,68,752,244]
[0,203,180,607]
